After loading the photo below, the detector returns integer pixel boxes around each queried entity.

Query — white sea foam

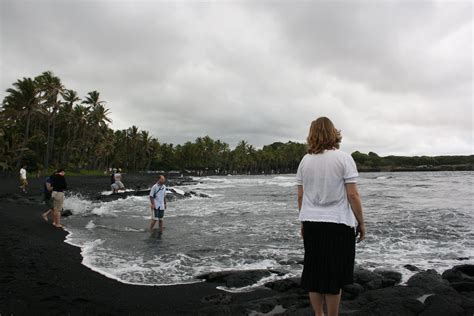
[62,172,474,290]
[91,204,118,217]
[85,220,96,229]
[63,193,94,214]
[100,188,135,196]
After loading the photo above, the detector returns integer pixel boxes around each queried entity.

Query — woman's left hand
[300,223,304,239]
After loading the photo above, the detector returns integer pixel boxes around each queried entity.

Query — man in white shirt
[19,165,28,193]
[149,175,167,231]
[111,171,125,193]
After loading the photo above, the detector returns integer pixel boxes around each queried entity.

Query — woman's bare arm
[345,183,366,242]
[297,185,304,238]
[297,185,303,212]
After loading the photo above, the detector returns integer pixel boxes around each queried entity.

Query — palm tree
[82,91,110,168]
[59,89,80,165]
[82,90,105,108]
[36,71,64,170]
[127,126,140,170]
[3,77,41,147]
[2,77,42,166]
[70,104,90,167]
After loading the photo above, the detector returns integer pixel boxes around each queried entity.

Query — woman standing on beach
[296,117,365,316]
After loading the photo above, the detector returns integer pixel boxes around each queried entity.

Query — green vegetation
[0,71,307,174]
[352,151,473,171]
[1,71,472,174]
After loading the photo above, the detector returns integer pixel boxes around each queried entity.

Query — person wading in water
[149,175,167,231]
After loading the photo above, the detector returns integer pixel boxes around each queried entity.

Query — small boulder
[61,209,73,217]
[357,297,424,316]
[442,264,474,283]
[264,277,300,292]
[419,294,464,316]
[342,283,364,300]
[353,267,384,290]
[404,264,421,272]
[373,269,403,285]
[362,285,425,302]
[407,269,446,290]
[450,281,474,292]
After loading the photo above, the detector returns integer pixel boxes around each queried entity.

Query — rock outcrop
[196,264,474,316]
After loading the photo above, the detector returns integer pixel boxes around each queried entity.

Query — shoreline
[0,167,472,182]
[1,174,473,315]
[0,176,276,315]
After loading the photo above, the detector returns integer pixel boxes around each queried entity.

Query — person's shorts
[111,181,125,190]
[43,195,54,209]
[152,208,165,220]
[51,191,65,211]
[20,178,28,186]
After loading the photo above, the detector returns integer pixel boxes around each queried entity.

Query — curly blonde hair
[307,117,342,154]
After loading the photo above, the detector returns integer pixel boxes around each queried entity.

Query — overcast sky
[1,0,472,155]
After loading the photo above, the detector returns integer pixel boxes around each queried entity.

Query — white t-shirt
[20,168,27,179]
[149,183,167,210]
[296,149,359,227]
[114,173,122,181]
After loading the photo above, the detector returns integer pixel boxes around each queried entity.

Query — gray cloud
[1,0,472,155]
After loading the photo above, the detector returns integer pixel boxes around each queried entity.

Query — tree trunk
[44,115,52,171]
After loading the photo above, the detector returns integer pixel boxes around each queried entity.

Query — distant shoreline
[0,164,472,180]
[357,164,473,173]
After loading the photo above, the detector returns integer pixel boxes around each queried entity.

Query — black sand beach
[0,175,275,315]
[1,174,474,315]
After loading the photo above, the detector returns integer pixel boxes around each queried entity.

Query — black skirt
[301,221,356,294]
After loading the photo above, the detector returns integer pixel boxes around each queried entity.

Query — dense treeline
[1,71,472,175]
[352,151,473,171]
[0,71,306,174]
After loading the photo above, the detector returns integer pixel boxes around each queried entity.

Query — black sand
[0,175,274,315]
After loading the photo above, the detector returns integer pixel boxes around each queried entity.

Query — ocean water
[63,172,474,291]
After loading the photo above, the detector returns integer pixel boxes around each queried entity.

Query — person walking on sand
[19,165,28,193]
[41,174,54,221]
[50,169,68,228]
[149,175,167,231]
[296,117,366,316]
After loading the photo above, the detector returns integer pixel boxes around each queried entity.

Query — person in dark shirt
[50,169,68,228]
[41,175,54,221]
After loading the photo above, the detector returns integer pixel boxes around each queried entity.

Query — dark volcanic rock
[93,188,206,203]
[61,209,73,217]
[419,294,465,316]
[200,293,232,305]
[197,269,271,288]
[442,264,474,284]
[404,264,422,272]
[357,297,424,316]
[194,264,474,316]
[361,285,425,302]
[246,297,279,314]
[93,189,150,202]
[456,257,470,261]
[374,269,403,286]
[264,277,300,292]
[406,269,451,293]
[278,306,313,316]
[197,305,246,316]
[354,267,384,290]
[342,283,364,300]
[450,281,474,292]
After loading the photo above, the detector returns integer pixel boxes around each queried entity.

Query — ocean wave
[61,172,474,289]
